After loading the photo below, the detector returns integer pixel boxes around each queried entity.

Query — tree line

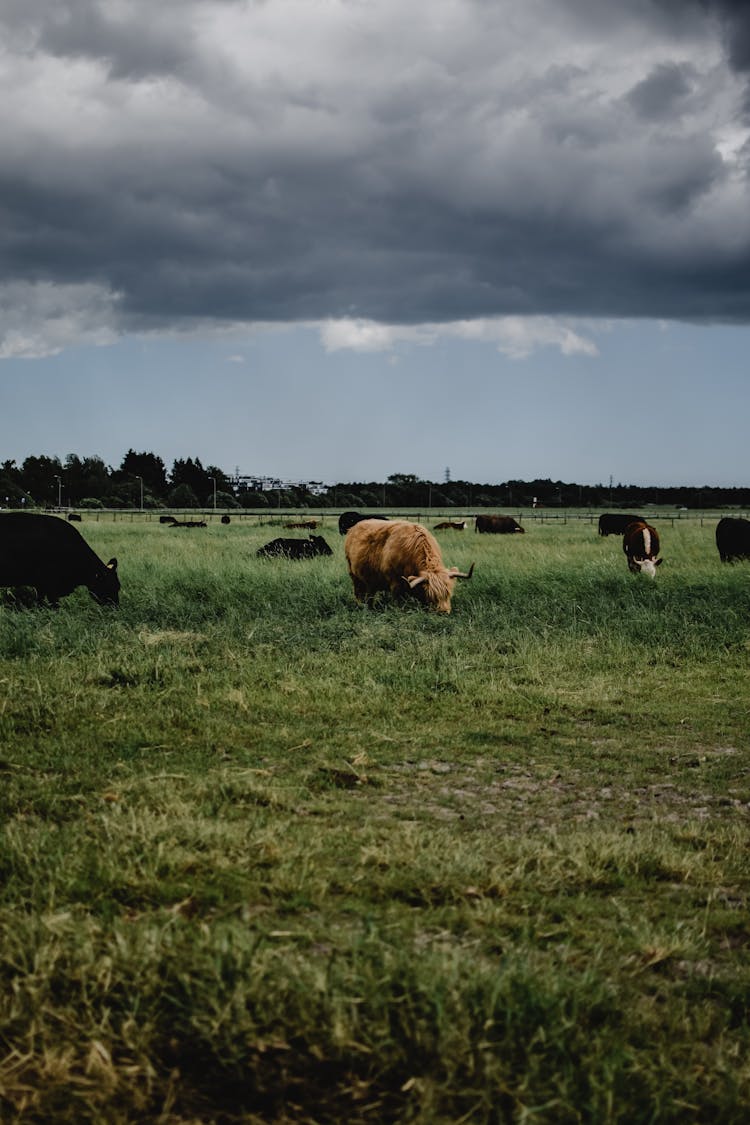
[1,453,748,510]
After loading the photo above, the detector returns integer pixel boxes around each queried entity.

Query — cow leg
[351,576,374,607]
[4,586,40,609]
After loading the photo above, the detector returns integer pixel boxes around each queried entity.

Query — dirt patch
[364,759,750,829]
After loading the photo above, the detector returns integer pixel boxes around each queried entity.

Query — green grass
[1,515,749,1122]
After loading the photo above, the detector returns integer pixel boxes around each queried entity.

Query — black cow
[170,520,207,528]
[221,514,231,525]
[338,511,389,536]
[598,513,644,536]
[257,534,333,559]
[716,517,750,562]
[475,514,525,534]
[0,513,119,606]
[67,512,82,522]
[159,515,178,524]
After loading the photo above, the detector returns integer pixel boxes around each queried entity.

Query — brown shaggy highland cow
[345,519,473,613]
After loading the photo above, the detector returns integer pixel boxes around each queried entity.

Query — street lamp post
[54,475,61,508]
[136,475,143,512]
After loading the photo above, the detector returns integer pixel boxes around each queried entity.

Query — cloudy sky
[1,0,749,487]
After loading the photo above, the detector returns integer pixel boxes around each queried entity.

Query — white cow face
[634,556,662,578]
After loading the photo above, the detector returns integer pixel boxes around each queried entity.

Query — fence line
[51,507,749,528]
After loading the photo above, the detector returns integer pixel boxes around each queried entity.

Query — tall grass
[1,516,749,1121]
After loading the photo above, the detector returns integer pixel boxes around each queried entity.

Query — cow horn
[449,563,475,580]
[402,575,428,589]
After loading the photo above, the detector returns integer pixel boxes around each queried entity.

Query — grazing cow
[598,513,645,536]
[257,534,333,559]
[434,521,467,530]
[170,520,207,528]
[0,513,119,607]
[715,517,750,562]
[285,519,318,530]
[221,514,231,525]
[345,519,474,613]
[338,511,389,536]
[475,514,525,534]
[67,512,82,522]
[159,515,178,524]
[623,520,662,577]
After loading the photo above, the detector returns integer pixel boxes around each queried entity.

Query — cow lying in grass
[475,515,524,533]
[345,519,473,613]
[257,535,333,559]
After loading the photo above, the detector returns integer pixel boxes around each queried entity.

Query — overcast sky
[1,0,749,486]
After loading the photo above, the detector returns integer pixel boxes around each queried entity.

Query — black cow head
[91,558,120,605]
[309,535,333,556]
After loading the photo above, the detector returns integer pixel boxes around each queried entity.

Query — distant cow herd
[1,508,749,611]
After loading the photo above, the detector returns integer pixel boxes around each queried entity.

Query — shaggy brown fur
[345,519,473,613]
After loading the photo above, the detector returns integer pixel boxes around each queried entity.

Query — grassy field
[1,514,749,1123]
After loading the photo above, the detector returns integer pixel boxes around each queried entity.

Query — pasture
[1,514,749,1123]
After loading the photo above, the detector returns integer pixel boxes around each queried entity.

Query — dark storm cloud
[706,0,750,72]
[2,0,203,79]
[627,63,695,120]
[0,0,749,356]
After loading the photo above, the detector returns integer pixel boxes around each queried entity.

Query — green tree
[385,473,422,505]
[239,489,269,508]
[214,490,240,509]
[205,464,232,493]
[1,459,20,486]
[167,483,200,509]
[63,454,111,503]
[20,455,63,505]
[170,457,218,498]
[0,460,31,507]
[119,450,167,497]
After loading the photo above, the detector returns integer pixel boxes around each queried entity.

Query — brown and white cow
[345,519,474,613]
[623,521,662,577]
[434,520,467,530]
